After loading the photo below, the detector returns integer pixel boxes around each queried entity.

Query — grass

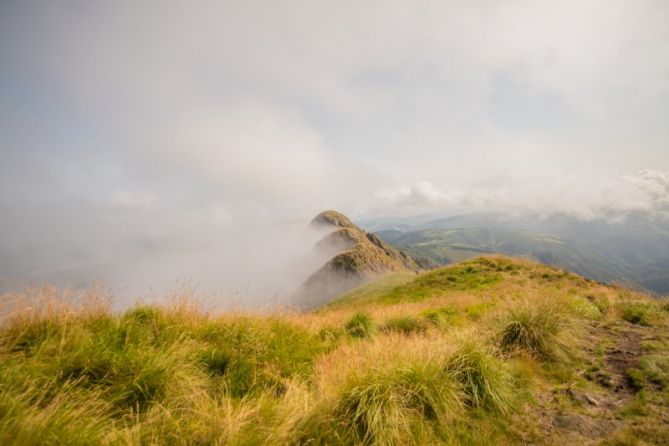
[497,299,573,361]
[344,312,377,338]
[620,302,654,326]
[380,315,429,335]
[328,357,462,444]
[0,256,667,445]
[420,306,461,328]
[330,257,514,306]
[627,354,669,391]
[446,342,514,413]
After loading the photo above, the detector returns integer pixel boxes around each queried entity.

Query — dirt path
[533,321,649,445]
[604,326,643,394]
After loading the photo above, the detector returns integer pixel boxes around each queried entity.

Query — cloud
[375,182,510,211]
[612,170,669,215]
[110,190,157,209]
[1,1,668,303]
[373,170,669,220]
[146,101,344,208]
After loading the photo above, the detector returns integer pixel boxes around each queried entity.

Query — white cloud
[1,1,669,300]
[153,101,339,206]
[110,190,157,208]
[373,170,669,220]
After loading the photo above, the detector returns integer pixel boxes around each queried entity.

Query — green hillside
[380,227,638,291]
[2,257,669,445]
[371,212,669,295]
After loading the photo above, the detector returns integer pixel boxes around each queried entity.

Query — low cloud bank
[371,170,669,221]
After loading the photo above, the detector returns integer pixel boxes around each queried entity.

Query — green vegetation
[446,342,514,413]
[321,357,462,444]
[380,315,428,335]
[1,256,668,445]
[497,300,572,361]
[420,306,460,328]
[620,301,654,326]
[328,272,415,308]
[380,216,669,295]
[344,312,377,338]
[332,257,513,306]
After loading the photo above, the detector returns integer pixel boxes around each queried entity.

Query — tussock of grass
[586,293,611,315]
[630,355,669,391]
[620,302,654,326]
[345,312,377,338]
[420,306,459,328]
[380,315,428,335]
[497,300,573,362]
[464,301,496,320]
[446,342,515,413]
[300,338,464,445]
[331,361,462,444]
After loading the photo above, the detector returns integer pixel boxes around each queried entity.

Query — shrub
[497,302,570,361]
[380,316,428,335]
[345,313,377,339]
[446,343,514,413]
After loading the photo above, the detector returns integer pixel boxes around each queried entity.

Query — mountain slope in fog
[293,210,421,308]
[372,211,669,294]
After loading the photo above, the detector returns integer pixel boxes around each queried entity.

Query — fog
[1,1,668,305]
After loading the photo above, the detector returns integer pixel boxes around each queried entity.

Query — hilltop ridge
[369,210,669,295]
[293,210,421,308]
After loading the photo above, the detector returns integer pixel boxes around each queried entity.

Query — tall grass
[446,342,515,414]
[345,312,377,338]
[331,359,462,445]
[0,257,654,445]
[497,299,573,362]
[0,289,331,444]
[380,315,428,335]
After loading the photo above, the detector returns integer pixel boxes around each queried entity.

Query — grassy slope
[389,228,633,287]
[1,257,669,445]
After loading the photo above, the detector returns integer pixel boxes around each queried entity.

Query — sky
[1,1,668,302]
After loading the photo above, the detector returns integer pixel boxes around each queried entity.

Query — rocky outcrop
[293,210,421,308]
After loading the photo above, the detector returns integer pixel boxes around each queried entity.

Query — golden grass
[0,256,666,445]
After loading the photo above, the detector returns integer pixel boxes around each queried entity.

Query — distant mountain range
[365,211,669,295]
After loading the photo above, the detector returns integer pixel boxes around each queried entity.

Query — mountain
[367,211,669,295]
[293,210,421,308]
[5,256,668,444]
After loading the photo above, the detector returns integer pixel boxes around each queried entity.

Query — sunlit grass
[0,256,665,445]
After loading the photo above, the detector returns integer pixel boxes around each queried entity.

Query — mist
[1,1,668,306]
